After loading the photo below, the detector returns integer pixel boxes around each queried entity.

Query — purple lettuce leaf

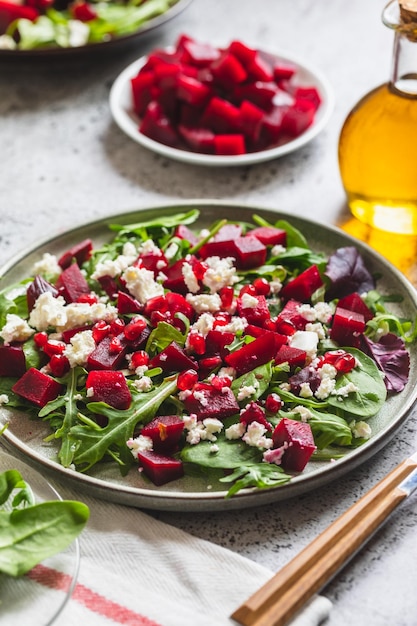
[361,333,410,393]
[325,246,375,299]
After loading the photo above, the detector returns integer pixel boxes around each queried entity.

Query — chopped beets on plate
[130,34,323,156]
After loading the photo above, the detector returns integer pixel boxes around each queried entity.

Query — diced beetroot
[238,100,265,143]
[141,415,185,454]
[237,294,270,326]
[240,401,272,431]
[259,104,286,145]
[211,52,248,86]
[27,275,59,312]
[330,307,366,348]
[198,239,237,260]
[246,53,274,82]
[275,300,307,332]
[137,450,184,486]
[176,75,212,107]
[272,417,316,472]
[214,223,243,241]
[57,239,93,270]
[85,370,131,410]
[148,342,197,374]
[137,250,168,275]
[0,1,38,31]
[280,265,323,301]
[201,97,241,133]
[245,325,288,347]
[177,36,220,67]
[70,1,97,21]
[87,334,128,370]
[61,325,91,343]
[337,293,374,322]
[183,385,239,420]
[281,99,316,136]
[162,258,189,294]
[233,82,278,112]
[174,224,199,246]
[274,344,307,369]
[165,292,194,323]
[117,291,143,315]
[233,236,267,269]
[12,368,62,408]
[178,125,216,153]
[0,344,26,377]
[247,226,287,247]
[205,329,235,356]
[55,263,90,303]
[153,62,181,90]
[293,86,322,111]
[140,101,180,147]
[228,40,257,66]
[97,275,119,299]
[272,60,297,80]
[225,332,278,374]
[214,134,246,156]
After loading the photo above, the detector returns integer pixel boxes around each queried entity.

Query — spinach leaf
[220,463,292,498]
[280,407,352,449]
[109,209,200,235]
[232,362,273,403]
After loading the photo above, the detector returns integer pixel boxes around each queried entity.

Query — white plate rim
[109,47,335,166]
[1,200,416,512]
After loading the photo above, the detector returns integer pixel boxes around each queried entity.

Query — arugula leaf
[220,463,291,498]
[145,321,186,355]
[109,209,200,235]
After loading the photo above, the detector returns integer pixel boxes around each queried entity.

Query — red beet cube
[12,368,62,408]
[140,101,180,147]
[58,239,93,270]
[237,294,270,326]
[86,370,131,410]
[247,226,287,247]
[273,60,297,80]
[27,275,59,312]
[272,417,316,471]
[238,100,265,143]
[183,385,239,421]
[201,97,241,133]
[281,99,316,137]
[55,263,90,303]
[225,332,278,374]
[274,345,307,369]
[337,293,374,322]
[131,72,155,116]
[275,300,307,332]
[178,125,216,154]
[141,415,185,454]
[138,450,184,486]
[0,1,38,30]
[0,344,26,377]
[87,334,128,370]
[233,81,278,111]
[293,86,322,111]
[148,342,197,374]
[246,53,274,82]
[228,40,257,66]
[174,224,199,246]
[214,134,246,156]
[177,37,220,67]
[117,291,143,315]
[330,307,366,348]
[233,236,267,269]
[214,223,243,241]
[205,329,235,356]
[280,265,323,302]
[176,75,212,107]
[211,52,248,86]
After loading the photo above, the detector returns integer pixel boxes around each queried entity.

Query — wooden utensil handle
[231,456,417,626]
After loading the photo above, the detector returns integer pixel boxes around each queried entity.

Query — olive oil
[338,0,417,234]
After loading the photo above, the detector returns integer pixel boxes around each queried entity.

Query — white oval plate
[0,449,80,625]
[109,48,334,166]
[1,201,417,512]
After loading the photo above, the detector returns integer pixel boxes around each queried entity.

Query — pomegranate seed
[177,368,199,390]
[219,286,234,308]
[109,336,123,353]
[265,393,282,413]
[110,318,125,335]
[192,260,207,281]
[322,350,347,365]
[130,350,149,369]
[150,310,172,326]
[144,295,168,315]
[124,317,147,341]
[211,375,232,390]
[239,284,257,297]
[188,332,206,355]
[76,293,98,305]
[253,277,270,296]
[43,340,66,357]
[213,312,231,328]
[334,353,356,374]
[92,320,111,343]
[198,355,222,371]
[34,332,48,348]
[275,319,296,336]
[49,354,70,377]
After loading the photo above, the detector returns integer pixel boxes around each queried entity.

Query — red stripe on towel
[28,565,162,626]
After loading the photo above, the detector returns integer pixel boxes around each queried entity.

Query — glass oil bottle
[338,0,417,234]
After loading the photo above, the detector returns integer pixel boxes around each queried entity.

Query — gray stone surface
[1,1,416,624]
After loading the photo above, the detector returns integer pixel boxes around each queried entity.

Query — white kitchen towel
[15,486,332,626]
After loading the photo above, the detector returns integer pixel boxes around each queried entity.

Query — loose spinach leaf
[220,463,292,498]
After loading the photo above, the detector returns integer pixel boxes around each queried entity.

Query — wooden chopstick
[231,455,417,626]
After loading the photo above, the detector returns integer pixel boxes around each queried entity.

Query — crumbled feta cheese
[294,405,313,422]
[0,34,16,50]
[91,250,137,279]
[179,389,192,401]
[333,382,359,398]
[182,261,200,293]
[237,383,258,401]
[189,313,215,337]
[269,280,282,294]
[299,382,314,398]
[241,292,259,309]
[32,253,62,277]
[351,420,372,439]
[186,293,222,314]
[271,244,286,256]
[122,266,164,304]
[164,242,179,260]
[218,367,236,381]
[183,414,197,430]
[263,446,286,464]
[243,421,271,448]
[133,376,153,392]
[63,329,96,367]
[225,422,246,440]
[315,377,336,400]
[68,19,90,47]
[185,416,223,444]
[220,317,248,334]
[0,394,9,405]
[210,444,220,453]
[86,387,94,397]
[0,314,34,344]
[289,330,319,360]
[297,304,317,322]
[314,302,333,324]
[29,292,117,332]
[202,256,238,293]
[138,239,162,256]
[203,418,223,439]
[127,435,153,458]
[305,322,327,340]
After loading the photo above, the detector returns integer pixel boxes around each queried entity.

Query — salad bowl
[1,201,417,512]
